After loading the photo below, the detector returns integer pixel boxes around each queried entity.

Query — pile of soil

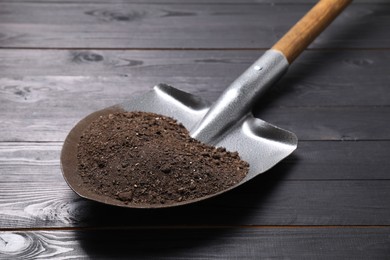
[77,111,249,206]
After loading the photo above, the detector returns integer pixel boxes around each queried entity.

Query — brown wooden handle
[272,0,352,64]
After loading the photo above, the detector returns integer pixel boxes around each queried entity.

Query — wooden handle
[272,0,352,64]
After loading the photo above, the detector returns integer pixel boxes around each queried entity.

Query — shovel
[61,0,352,208]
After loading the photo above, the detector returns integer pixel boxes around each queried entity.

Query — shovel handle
[191,0,352,143]
[272,0,352,64]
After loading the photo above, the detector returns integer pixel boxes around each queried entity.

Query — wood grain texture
[1,141,390,228]
[1,179,389,227]
[2,98,390,141]
[1,141,390,181]
[272,0,352,63]
[1,49,389,106]
[1,49,389,141]
[1,141,389,227]
[2,0,388,3]
[1,228,389,259]
[0,3,389,48]
[256,107,390,141]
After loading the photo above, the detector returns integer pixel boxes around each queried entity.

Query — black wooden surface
[1,2,390,48]
[1,0,389,259]
[3,228,390,259]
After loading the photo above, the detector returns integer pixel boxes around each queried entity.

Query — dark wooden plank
[1,49,389,107]
[276,141,390,180]
[1,166,389,227]
[2,99,390,141]
[1,141,389,181]
[0,228,389,259]
[3,0,388,4]
[3,140,390,227]
[0,3,389,48]
[0,143,60,182]
[3,141,390,227]
[256,107,390,141]
[1,49,389,141]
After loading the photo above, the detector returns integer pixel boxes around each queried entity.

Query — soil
[76,111,249,206]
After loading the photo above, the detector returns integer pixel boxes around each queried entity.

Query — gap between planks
[1,1,390,5]
[1,225,389,232]
[1,47,390,51]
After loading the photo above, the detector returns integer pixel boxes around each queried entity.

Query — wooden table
[1,0,389,259]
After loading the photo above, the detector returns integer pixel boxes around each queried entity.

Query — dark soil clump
[77,111,249,206]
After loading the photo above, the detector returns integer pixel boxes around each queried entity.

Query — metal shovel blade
[61,0,353,208]
[119,83,297,181]
[61,50,297,208]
